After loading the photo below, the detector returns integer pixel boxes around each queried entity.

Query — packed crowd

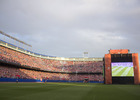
[0,66,103,81]
[0,46,103,73]
[0,46,104,81]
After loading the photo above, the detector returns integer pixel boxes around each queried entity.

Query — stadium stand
[0,40,104,82]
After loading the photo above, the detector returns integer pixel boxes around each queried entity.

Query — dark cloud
[0,0,140,58]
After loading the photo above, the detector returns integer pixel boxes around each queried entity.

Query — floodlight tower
[83,52,89,58]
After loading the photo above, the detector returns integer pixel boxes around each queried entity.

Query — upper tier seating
[0,46,103,73]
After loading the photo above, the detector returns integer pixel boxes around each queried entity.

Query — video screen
[111,62,134,77]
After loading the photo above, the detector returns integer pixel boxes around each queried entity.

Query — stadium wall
[104,54,112,84]
[132,53,140,84]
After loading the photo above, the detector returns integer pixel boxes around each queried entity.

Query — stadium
[1,0,140,99]
[0,31,140,100]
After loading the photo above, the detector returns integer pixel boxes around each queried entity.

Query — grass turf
[0,82,140,100]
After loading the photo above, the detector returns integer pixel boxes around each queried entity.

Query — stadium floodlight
[0,30,32,47]
[83,52,89,58]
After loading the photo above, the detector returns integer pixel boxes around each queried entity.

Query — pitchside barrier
[0,78,104,83]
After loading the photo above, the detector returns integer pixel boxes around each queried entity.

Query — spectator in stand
[0,46,104,81]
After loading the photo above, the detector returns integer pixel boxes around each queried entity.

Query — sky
[0,0,140,58]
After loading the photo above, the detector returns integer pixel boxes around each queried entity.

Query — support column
[105,54,112,84]
[132,53,140,84]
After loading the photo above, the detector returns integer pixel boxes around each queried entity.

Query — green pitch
[112,66,134,76]
[0,83,140,100]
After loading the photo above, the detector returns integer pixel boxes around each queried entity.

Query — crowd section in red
[0,46,104,81]
[0,66,103,81]
[0,46,103,73]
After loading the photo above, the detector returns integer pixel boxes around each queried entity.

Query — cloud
[0,0,140,58]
